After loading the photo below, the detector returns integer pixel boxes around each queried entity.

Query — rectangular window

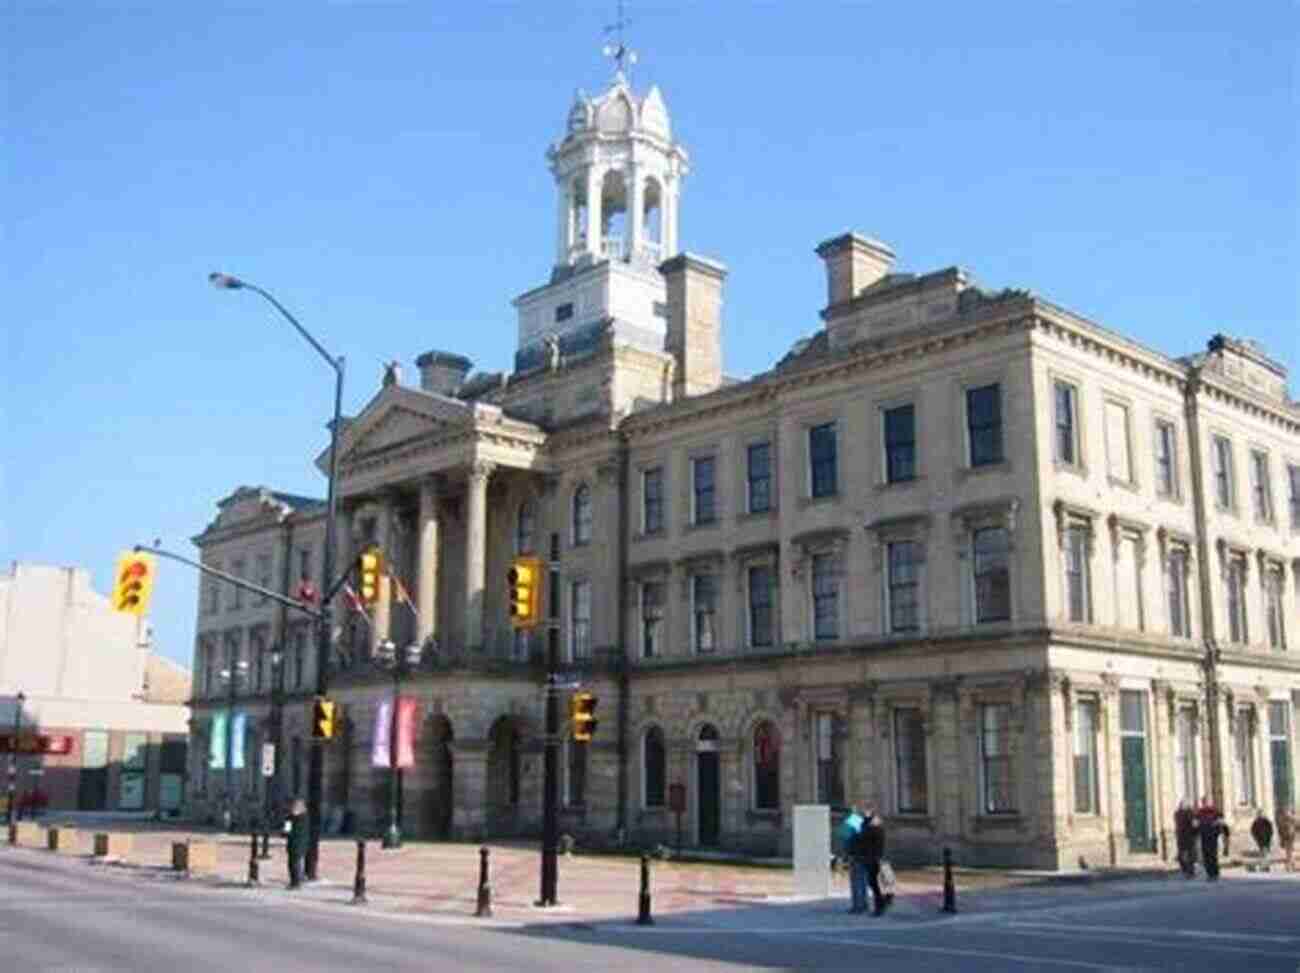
[256,553,272,604]
[809,423,838,498]
[692,456,716,525]
[1289,465,1300,528]
[565,739,587,807]
[570,580,592,660]
[206,566,221,614]
[1174,706,1199,805]
[555,302,574,322]
[293,630,306,690]
[1155,420,1177,497]
[1234,711,1256,806]
[1266,569,1286,651]
[1269,702,1293,814]
[747,565,774,648]
[1073,699,1099,814]
[298,546,312,583]
[966,384,1003,467]
[883,404,917,483]
[1053,382,1077,465]
[692,574,717,653]
[512,629,531,662]
[1212,436,1234,510]
[814,712,844,806]
[642,467,664,534]
[1064,526,1090,623]
[229,559,245,610]
[893,707,928,814]
[1251,450,1274,522]
[1227,557,1248,645]
[886,541,921,633]
[973,527,1011,623]
[1167,549,1189,638]
[811,553,839,640]
[978,703,1015,814]
[1104,400,1132,483]
[747,442,772,513]
[640,581,663,659]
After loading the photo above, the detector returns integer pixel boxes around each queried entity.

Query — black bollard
[475,846,493,917]
[637,854,654,926]
[941,846,957,914]
[259,830,271,860]
[247,831,260,886]
[351,840,368,905]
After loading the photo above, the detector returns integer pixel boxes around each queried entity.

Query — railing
[601,236,626,260]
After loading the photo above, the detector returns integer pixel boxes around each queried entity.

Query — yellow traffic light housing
[112,551,156,615]
[312,698,337,740]
[507,556,543,629]
[570,691,598,742]
[358,546,384,606]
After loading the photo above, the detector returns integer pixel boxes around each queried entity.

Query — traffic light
[570,691,598,742]
[507,556,543,629]
[358,546,383,606]
[111,551,156,615]
[312,698,337,740]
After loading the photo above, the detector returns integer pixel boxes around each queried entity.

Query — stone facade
[187,67,1299,868]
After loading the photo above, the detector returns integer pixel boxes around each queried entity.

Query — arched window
[643,726,666,808]
[572,484,592,545]
[515,501,536,555]
[643,176,663,245]
[753,721,781,810]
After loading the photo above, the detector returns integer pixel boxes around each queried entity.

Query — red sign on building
[0,734,75,756]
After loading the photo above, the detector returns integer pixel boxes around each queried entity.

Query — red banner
[0,734,75,755]
[395,697,418,769]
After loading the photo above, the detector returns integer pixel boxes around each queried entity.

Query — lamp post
[266,648,285,829]
[210,271,344,881]
[375,639,422,849]
[218,660,250,831]
[7,691,24,825]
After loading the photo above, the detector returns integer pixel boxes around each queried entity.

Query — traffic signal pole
[537,534,561,907]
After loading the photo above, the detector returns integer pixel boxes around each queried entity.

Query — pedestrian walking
[1173,801,1198,878]
[843,809,869,914]
[1196,798,1228,881]
[1275,807,1295,872]
[860,808,891,916]
[285,798,307,889]
[1250,810,1274,861]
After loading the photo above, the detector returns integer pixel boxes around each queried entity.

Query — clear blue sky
[5,2,1297,668]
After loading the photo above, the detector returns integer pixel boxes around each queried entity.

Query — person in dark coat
[1196,798,1227,881]
[1173,801,1198,877]
[844,811,869,914]
[286,798,308,889]
[859,808,890,915]
[1250,811,1274,859]
[1276,808,1295,872]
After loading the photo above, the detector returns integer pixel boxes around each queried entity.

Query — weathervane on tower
[602,0,637,82]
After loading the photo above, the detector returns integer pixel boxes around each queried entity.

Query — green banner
[209,711,227,770]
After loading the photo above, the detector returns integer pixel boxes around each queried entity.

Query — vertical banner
[209,711,228,770]
[230,711,247,770]
[371,699,392,768]
[395,696,418,769]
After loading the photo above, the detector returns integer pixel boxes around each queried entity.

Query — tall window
[1226,557,1248,645]
[250,631,265,693]
[515,501,536,554]
[256,553,272,604]
[811,553,839,640]
[1289,465,1300,528]
[572,484,592,545]
[298,546,312,584]
[1064,526,1091,623]
[886,541,921,633]
[206,565,221,613]
[692,457,716,525]
[565,737,588,807]
[1174,706,1199,805]
[1266,568,1286,650]
[230,559,245,610]
[966,384,1003,467]
[1251,450,1274,522]
[973,527,1011,623]
[893,707,928,813]
[1167,548,1190,638]
[1269,702,1293,814]
[1212,436,1234,510]
[642,468,664,533]
[753,721,781,811]
[1234,710,1256,807]
[814,712,844,806]
[570,580,592,660]
[1053,382,1077,465]
[640,581,664,658]
[747,442,772,513]
[747,565,774,648]
[692,574,717,653]
[202,642,214,697]
[643,727,665,808]
[1073,699,1099,813]
[1154,420,1178,497]
[809,423,838,498]
[978,703,1015,813]
[1104,400,1133,483]
[883,404,916,483]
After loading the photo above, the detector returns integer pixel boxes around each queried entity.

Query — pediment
[338,387,475,464]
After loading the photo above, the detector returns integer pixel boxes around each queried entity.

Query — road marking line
[1008,920,1300,945]
[779,933,1142,970]
[1001,925,1298,958]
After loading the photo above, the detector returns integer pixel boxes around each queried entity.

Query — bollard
[247,831,260,886]
[259,830,271,860]
[474,846,493,918]
[351,840,368,905]
[637,853,654,926]
[941,846,957,914]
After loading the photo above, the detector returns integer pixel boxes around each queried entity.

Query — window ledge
[873,475,924,493]
[1053,460,1087,478]
[956,460,1012,482]
[1107,475,1140,493]
[745,809,782,826]
[971,814,1023,830]
[685,520,721,534]
[633,528,666,543]
[886,813,934,828]
[738,508,777,523]
[798,493,840,510]
[1154,490,1184,506]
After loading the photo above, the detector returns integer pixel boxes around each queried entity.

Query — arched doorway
[486,716,522,836]
[696,724,721,847]
[425,715,454,839]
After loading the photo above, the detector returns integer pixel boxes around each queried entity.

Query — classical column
[417,477,441,647]
[371,495,395,656]
[464,461,494,650]
[586,167,603,255]
[627,161,642,259]
[555,183,570,263]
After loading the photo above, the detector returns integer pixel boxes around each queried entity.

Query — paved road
[2,848,1297,971]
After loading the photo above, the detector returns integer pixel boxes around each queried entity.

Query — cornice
[1189,372,1300,436]
[1030,305,1190,394]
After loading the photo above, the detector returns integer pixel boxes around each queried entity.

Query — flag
[390,572,418,619]
[230,711,247,770]
[395,696,418,769]
[295,579,319,605]
[209,711,228,770]
[342,584,371,626]
[371,699,391,768]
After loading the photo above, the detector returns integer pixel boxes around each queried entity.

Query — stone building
[188,62,1299,867]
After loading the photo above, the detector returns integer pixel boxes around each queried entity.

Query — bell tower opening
[600,170,628,261]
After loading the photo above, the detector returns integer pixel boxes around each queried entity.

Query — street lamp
[7,691,24,825]
[375,639,422,849]
[265,648,286,831]
[210,271,345,880]
[217,659,250,831]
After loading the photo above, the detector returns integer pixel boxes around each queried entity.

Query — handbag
[878,860,897,895]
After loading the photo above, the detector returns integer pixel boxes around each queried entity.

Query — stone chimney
[661,253,726,399]
[416,350,473,397]
[815,232,895,307]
